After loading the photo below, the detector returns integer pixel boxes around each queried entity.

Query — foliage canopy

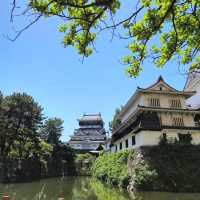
[9,0,200,76]
[109,106,122,133]
[92,150,131,188]
[0,91,75,181]
[41,117,64,145]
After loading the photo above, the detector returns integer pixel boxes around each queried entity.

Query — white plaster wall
[143,93,187,109]
[121,95,144,123]
[161,113,171,126]
[135,130,200,146]
[136,131,162,146]
[112,130,200,152]
[135,133,144,147]
[105,141,111,152]
[112,131,137,152]
[185,74,200,109]
[160,113,195,127]
[186,77,200,92]
[191,132,200,144]
[111,146,116,153]
[121,91,190,124]
[151,83,171,91]
[183,114,196,127]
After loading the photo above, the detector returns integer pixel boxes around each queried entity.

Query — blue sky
[1,1,187,141]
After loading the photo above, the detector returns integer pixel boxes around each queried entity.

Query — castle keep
[68,114,106,152]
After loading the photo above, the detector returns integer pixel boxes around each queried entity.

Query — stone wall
[128,145,200,192]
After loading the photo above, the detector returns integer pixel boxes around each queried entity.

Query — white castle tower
[184,70,200,109]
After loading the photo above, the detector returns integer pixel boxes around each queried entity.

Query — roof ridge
[83,113,101,116]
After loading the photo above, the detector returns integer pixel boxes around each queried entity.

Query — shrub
[92,150,132,188]
[75,153,95,175]
[134,164,158,190]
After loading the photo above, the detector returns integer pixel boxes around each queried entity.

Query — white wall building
[185,70,200,109]
[111,76,200,152]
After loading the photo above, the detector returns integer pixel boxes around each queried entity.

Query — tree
[59,144,76,175]
[41,118,64,145]
[9,0,200,76]
[41,118,67,176]
[0,91,75,180]
[0,92,7,157]
[0,92,43,161]
[0,92,45,181]
[109,106,122,133]
[2,93,44,161]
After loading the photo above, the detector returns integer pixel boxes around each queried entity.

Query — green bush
[75,153,94,163]
[75,153,95,175]
[92,142,200,192]
[134,164,158,190]
[92,150,132,188]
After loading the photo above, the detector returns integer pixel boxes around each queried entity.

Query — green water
[0,177,200,200]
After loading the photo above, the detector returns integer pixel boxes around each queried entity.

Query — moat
[0,177,200,200]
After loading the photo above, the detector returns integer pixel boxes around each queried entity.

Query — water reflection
[0,177,200,200]
[90,179,129,200]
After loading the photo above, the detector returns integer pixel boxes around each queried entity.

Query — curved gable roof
[119,76,195,119]
[138,76,179,92]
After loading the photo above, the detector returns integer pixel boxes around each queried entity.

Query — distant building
[184,69,200,109]
[104,138,111,153]
[111,76,200,152]
[68,114,107,152]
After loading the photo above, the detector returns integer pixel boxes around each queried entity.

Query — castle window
[148,98,160,107]
[115,145,118,152]
[125,139,129,148]
[172,117,184,126]
[120,142,122,150]
[170,99,182,109]
[132,135,136,145]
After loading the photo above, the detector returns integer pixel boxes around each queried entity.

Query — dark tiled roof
[74,128,106,135]
[68,113,107,152]
[138,75,178,92]
[69,127,106,142]
[112,112,161,142]
[138,105,200,113]
[111,110,200,143]
[79,113,104,126]
[162,125,200,130]
[119,76,195,118]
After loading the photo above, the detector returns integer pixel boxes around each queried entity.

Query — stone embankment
[93,143,200,192]
[128,145,200,192]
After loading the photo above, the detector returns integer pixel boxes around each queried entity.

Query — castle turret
[67,113,106,152]
[184,69,200,109]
